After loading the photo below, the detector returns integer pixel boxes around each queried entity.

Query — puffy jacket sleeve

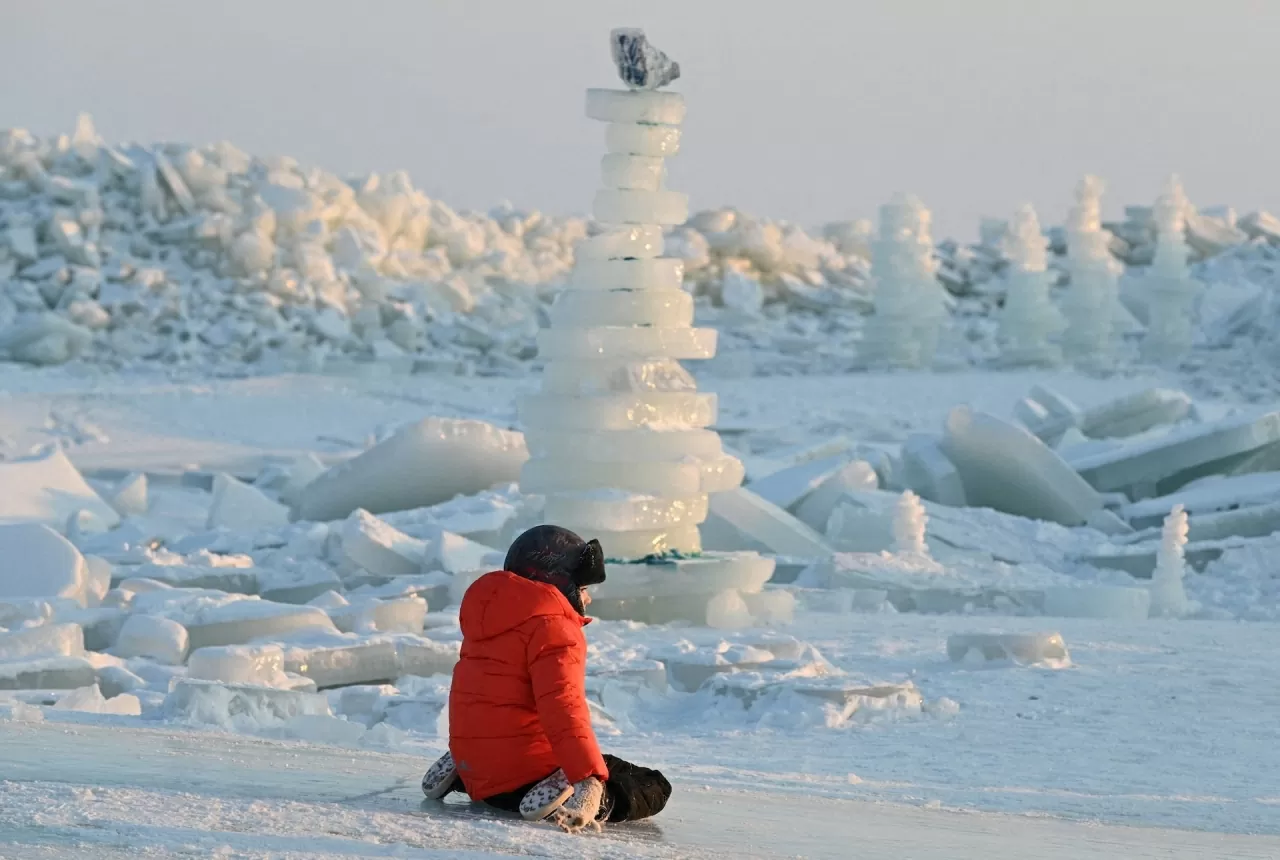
[525,614,609,785]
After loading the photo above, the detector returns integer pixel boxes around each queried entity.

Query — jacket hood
[459,570,589,641]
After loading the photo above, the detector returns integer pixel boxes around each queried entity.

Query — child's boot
[421,751,461,799]
[519,769,574,820]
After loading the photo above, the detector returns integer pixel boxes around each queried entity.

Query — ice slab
[113,614,188,664]
[609,28,681,90]
[329,597,427,634]
[551,289,693,328]
[108,472,148,517]
[521,457,702,497]
[121,562,260,594]
[0,656,97,690]
[340,509,425,579]
[901,436,967,507]
[1070,410,1280,498]
[188,644,290,687]
[0,446,119,533]
[592,551,774,603]
[578,223,666,258]
[1082,543,1225,579]
[600,153,665,190]
[702,487,833,559]
[941,406,1103,526]
[394,638,460,679]
[525,428,723,463]
[284,640,397,689]
[0,523,91,607]
[296,418,528,522]
[556,524,701,560]
[593,189,689,226]
[1042,585,1151,620]
[0,623,84,662]
[52,683,141,716]
[538,358,697,396]
[62,607,127,652]
[419,531,495,578]
[165,678,330,728]
[1124,471,1280,528]
[185,600,338,650]
[586,88,685,124]
[605,123,681,158]
[570,257,684,291]
[1081,388,1194,439]
[946,632,1070,667]
[520,392,716,431]
[535,326,715,360]
[740,588,797,625]
[543,492,708,531]
[745,454,854,512]
[206,473,289,531]
[282,638,458,689]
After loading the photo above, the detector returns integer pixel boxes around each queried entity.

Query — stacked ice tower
[518,29,775,624]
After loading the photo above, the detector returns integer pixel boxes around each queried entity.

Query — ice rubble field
[7,118,1280,858]
[4,364,1280,858]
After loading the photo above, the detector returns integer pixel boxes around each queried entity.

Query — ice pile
[4,114,1278,375]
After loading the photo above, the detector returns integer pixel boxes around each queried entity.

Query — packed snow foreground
[4,26,1280,859]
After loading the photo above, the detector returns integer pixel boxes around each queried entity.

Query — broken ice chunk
[52,683,141,716]
[604,123,682,159]
[0,523,91,607]
[108,472,148,517]
[340,509,426,579]
[113,614,189,665]
[524,428,723,463]
[185,600,338,650]
[570,257,685,291]
[0,622,84,662]
[900,436,967,507]
[165,678,330,728]
[206,473,290,531]
[1080,388,1194,439]
[328,596,427,634]
[946,632,1070,667]
[702,487,832,559]
[0,656,97,691]
[295,418,527,523]
[941,406,1103,526]
[745,454,855,512]
[1042,585,1150,620]
[1069,409,1280,498]
[188,644,291,688]
[0,446,119,533]
[600,153,665,191]
[609,28,681,90]
[793,460,880,532]
[543,491,708,532]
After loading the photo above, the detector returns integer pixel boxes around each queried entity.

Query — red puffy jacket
[448,570,609,800]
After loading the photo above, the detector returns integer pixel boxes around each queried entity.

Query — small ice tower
[517,30,775,623]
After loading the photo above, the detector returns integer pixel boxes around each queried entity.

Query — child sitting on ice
[421,524,672,831]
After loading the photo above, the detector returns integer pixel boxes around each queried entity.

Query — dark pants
[483,754,671,822]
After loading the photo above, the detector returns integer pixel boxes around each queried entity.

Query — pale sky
[2,1,1276,239]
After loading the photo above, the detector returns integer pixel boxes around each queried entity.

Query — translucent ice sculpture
[1142,176,1201,364]
[1149,504,1190,617]
[861,194,947,369]
[522,57,739,555]
[892,490,928,557]
[1061,176,1123,368]
[997,205,1066,367]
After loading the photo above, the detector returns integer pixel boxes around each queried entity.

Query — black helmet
[504,524,606,615]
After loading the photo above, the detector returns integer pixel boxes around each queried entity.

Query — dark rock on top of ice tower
[611,28,681,90]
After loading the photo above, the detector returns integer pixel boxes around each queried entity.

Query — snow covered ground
[3,364,1280,857]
